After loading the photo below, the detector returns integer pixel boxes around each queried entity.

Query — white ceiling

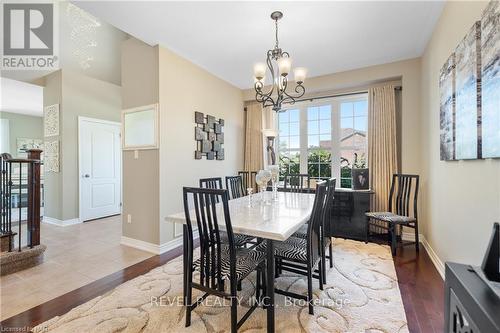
[74,1,444,89]
[0,78,43,117]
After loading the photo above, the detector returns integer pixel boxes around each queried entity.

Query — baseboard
[401,231,445,280]
[42,216,82,227]
[120,236,187,255]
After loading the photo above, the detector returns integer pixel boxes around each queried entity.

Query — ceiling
[0,78,43,117]
[74,1,444,89]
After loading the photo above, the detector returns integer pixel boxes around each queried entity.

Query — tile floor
[0,215,153,320]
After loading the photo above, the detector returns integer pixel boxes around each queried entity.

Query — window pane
[319,120,331,134]
[279,111,289,123]
[308,120,319,135]
[289,109,299,122]
[320,163,332,178]
[279,122,289,137]
[279,137,288,149]
[341,102,353,118]
[354,100,368,116]
[341,117,353,131]
[354,116,367,131]
[319,134,331,148]
[319,105,331,119]
[289,136,300,149]
[308,135,319,148]
[308,107,319,120]
[289,122,299,136]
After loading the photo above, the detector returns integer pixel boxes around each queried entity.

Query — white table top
[165,191,315,241]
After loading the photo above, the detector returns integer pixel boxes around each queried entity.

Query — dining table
[165,190,315,333]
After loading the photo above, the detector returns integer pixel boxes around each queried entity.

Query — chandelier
[253,11,307,113]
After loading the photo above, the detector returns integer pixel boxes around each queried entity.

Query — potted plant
[351,153,369,190]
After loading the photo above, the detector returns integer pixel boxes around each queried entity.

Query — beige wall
[42,70,122,221]
[60,70,122,220]
[0,112,43,156]
[243,58,421,175]
[158,47,244,244]
[43,71,63,220]
[420,0,500,266]
[121,38,160,244]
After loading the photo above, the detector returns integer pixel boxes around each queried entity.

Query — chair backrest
[306,181,327,263]
[284,173,311,193]
[388,174,419,218]
[183,187,236,290]
[238,171,257,194]
[322,178,336,240]
[199,177,223,190]
[225,176,245,200]
[199,177,223,203]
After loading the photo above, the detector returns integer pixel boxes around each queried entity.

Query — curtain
[368,85,398,219]
[244,103,264,173]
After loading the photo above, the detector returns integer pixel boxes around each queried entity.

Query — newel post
[27,149,42,247]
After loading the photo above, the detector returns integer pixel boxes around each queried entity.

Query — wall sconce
[262,128,278,165]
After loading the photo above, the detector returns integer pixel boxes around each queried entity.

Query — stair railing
[0,149,43,252]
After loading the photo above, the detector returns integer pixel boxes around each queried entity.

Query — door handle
[83,174,90,178]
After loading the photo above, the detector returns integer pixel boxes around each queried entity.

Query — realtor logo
[1,1,59,70]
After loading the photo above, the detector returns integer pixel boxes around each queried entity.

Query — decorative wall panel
[44,104,59,137]
[194,112,225,160]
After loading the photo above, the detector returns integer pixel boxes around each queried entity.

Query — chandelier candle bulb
[253,63,267,80]
[293,67,307,84]
[277,57,292,76]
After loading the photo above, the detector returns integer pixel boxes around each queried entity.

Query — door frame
[78,116,122,222]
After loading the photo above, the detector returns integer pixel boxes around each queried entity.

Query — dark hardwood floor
[1,241,444,332]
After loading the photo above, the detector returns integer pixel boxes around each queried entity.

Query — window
[340,100,368,188]
[278,109,300,180]
[307,105,332,180]
[277,94,368,188]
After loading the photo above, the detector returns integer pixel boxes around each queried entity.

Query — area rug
[33,239,408,333]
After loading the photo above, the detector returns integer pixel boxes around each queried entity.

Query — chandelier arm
[281,84,306,105]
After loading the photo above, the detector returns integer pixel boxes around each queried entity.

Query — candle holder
[247,188,253,207]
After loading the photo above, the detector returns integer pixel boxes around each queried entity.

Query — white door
[79,117,121,221]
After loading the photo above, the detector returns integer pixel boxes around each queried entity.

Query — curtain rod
[295,86,402,103]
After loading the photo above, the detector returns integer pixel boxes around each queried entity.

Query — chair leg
[185,267,193,327]
[307,263,314,315]
[237,280,242,291]
[365,217,370,243]
[318,260,324,290]
[390,224,397,256]
[256,270,261,301]
[321,239,327,285]
[414,222,420,252]
[329,242,333,268]
[230,279,238,333]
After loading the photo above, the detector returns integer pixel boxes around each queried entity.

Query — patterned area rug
[34,239,408,333]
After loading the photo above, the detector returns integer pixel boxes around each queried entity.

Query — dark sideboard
[445,262,500,333]
[326,188,374,241]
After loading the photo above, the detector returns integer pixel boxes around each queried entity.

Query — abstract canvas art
[454,21,481,160]
[194,112,225,160]
[481,0,500,158]
[439,1,499,161]
[440,54,456,160]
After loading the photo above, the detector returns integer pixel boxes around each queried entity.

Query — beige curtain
[244,103,264,172]
[368,85,398,214]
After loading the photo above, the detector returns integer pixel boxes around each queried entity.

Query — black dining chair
[225,176,245,200]
[238,171,257,194]
[284,173,311,193]
[257,181,327,315]
[292,178,336,282]
[365,174,420,256]
[199,177,254,248]
[183,187,266,332]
